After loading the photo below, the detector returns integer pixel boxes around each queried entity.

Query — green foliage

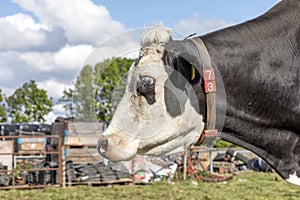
[61,57,133,122]
[72,65,96,119]
[6,80,53,123]
[59,87,75,118]
[11,161,32,179]
[0,89,7,122]
[94,57,133,122]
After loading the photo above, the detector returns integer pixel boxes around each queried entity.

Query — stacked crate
[52,119,104,165]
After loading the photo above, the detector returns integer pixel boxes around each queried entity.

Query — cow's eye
[136,76,156,104]
[137,76,155,95]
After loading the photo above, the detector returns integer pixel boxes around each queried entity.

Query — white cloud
[44,111,57,124]
[53,44,93,70]
[0,0,128,51]
[18,44,93,73]
[12,0,125,45]
[0,62,14,84]
[0,46,94,112]
[3,13,48,32]
[19,51,54,72]
[37,79,71,99]
[174,13,232,35]
[45,103,66,123]
[0,13,48,50]
[0,51,32,89]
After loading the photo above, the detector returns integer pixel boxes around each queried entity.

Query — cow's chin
[98,137,139,162]
[99,129,201,162]
[101,148,136,162]
[137,130,201,156]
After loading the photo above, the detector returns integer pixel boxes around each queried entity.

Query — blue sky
[0,0,280,122]
[96,0,279,28]
[1,0,280,28]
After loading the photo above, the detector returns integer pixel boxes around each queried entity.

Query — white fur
[286,172,300,186]
[141,26,172,48]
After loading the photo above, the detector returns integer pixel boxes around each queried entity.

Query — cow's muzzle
[97,137,108,156]
[96,133,139,162]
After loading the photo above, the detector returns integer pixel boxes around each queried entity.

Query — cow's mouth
[97,135,139,162]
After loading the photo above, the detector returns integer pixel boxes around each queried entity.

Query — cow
[97,0,300,186]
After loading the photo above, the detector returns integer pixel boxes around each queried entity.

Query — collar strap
[189,37,219,146]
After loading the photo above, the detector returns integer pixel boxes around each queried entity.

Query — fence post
[62,144,66,187]
[209,148,214,173]
[183,146,187,181]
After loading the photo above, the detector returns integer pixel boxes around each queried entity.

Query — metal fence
[0,135,63,189]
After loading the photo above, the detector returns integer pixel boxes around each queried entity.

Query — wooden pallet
[67,178,133,186]
[51,119,104,145]
[66,146,102,164]
[0,184,60,190]
[213,162,236,174]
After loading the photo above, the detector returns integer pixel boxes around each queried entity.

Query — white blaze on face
[97,26,204,162]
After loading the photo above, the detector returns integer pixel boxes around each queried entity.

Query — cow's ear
[163,41,201,90]
[176,54,201,84]
[166,54,200,90]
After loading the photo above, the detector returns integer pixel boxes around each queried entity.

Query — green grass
[0,171,299,200]
[214,139,237,148]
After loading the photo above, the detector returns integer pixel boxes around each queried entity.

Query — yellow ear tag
[191,65,196,80]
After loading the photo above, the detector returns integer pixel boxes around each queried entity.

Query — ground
[0,171,299,200]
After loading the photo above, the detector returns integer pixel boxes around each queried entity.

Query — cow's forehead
[138,45,164,63]
[132,45,168,80]
[133,62,168,82]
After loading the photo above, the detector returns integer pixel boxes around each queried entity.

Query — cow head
[97,27,205,162]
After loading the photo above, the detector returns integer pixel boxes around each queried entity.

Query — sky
[0,0,280,123]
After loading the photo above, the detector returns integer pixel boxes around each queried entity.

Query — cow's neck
[197,0,300,182]
[201,0,300,131]
[202,0,300,65]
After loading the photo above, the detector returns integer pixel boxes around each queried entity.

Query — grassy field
[0,171,299,200]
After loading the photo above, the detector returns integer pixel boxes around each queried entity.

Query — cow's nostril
[97,138,108,155]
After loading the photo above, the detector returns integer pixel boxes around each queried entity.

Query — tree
[59,87,75,118]
[0,89,7,122]
[61,57,133,122]
[72,65,95,119]
[94,57,133,122]
[6,80,53,123]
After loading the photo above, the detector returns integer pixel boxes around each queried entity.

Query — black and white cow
[98,0,300,185]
